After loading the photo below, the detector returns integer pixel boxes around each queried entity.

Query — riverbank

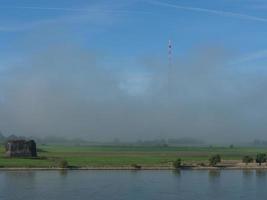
[1,162,267,170]
[1,145,267,169]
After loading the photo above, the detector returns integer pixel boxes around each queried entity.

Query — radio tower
[167,40,172,97]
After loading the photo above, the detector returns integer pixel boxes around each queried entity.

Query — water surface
[1,170,267,200]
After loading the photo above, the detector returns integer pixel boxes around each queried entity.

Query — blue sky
[1,0,267,67]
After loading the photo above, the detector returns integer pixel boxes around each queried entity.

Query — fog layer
[0,37,266,143]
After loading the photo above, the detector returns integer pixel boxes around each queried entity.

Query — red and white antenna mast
[168,40,172,67]
[167,40,172,96]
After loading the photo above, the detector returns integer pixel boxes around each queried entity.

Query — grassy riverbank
[0,145,267,168]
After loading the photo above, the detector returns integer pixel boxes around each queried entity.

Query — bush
[59,160,69,168]
[209,154,221,166]
[131,164,142,169]
[242,156,254,165]
[173,158,182,169]
[256,153,266,166]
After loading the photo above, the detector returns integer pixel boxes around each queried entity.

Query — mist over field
[0,28,266,144]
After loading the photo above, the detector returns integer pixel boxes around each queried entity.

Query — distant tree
[167,137,204,145]
[113,138,120,144]
[253,139,261,146]
[0,131,5,142]
[131,164,142,169]
[173,158,182,169]
[209,154,221,166]
[242,156,254,165]
[136,140,143,145]
[6,134,19,141]
[162,143,169,147]
[256,153,267,166]
[253,140,267,147]
[59,160,69,168]
[229,144,234,149]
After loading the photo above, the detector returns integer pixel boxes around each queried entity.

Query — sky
[1,0,267,143]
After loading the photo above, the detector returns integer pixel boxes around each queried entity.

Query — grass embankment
[0,145,266,168]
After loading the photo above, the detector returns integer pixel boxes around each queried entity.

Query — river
[1,170,267,200]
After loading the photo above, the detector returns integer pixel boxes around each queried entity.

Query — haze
[0,0,267,143]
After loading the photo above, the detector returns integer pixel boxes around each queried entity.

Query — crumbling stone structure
[5,140,37,157]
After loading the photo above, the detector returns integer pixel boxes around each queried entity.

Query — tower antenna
[168,40,172,96]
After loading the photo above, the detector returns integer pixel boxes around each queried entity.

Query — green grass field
[0,145,267,168]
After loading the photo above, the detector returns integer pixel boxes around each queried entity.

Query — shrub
[131,164,142,169]
[173,158,182,169]
[242,156,254,165]
[256,153,266,166]
[59,160,69,168]
[209,154,221,166]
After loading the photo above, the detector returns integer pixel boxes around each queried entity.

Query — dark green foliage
[256,153,266,166]
[131,164,142,169]
[209,154,221,166]
[173,158,182,169]
[242,156,254,165]
[59,160,69,168]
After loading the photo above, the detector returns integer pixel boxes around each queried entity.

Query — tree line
[173,153,267,169]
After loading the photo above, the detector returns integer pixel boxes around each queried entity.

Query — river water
[0,170,267,200]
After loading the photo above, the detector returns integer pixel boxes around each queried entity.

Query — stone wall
[5,140,37,157]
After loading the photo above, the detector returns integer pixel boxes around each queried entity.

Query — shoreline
[1,165,267,171]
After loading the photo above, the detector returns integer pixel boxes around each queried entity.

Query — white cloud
[0,2,146,32]
[149,0,267,22]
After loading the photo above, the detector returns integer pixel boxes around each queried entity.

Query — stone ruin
[5,140,37,157]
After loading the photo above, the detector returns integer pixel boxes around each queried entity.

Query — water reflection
[208,170,221,179]
[242,170,254,178]
[255,170,267,178]
[172,169,181,176]
[59,169,68,176]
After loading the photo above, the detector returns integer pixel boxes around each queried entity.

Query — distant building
[5,140,37,157]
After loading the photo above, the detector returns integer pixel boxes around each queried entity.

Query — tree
[173,158,182,169]
[131,164,142,169]
[209,154,221,166]
[59,160,69,168]
[242,156,254,165]
[256,153,266,166]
